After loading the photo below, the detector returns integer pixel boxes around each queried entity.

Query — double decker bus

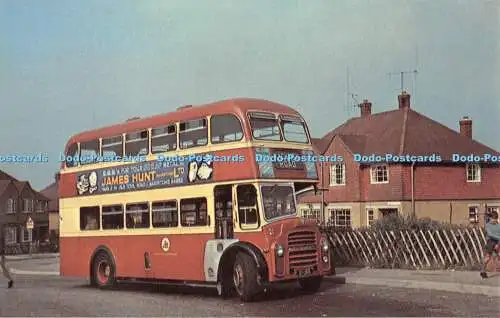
[59,98,334,301]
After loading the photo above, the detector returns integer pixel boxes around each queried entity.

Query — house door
[214,185,234,239]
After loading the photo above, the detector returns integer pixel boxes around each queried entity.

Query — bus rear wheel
[91,252,116,289]
[298,276,322,293]
[233,252,260,302]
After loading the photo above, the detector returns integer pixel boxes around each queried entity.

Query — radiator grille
[288,231,318,273]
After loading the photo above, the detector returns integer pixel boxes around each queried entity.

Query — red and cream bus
[59,98,334,301]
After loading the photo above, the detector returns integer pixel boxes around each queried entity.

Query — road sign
[26,217,34,229]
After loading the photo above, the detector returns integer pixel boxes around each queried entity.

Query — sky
[0,0,498,190]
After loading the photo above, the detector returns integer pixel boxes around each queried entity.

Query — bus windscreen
[261,184,296,219]
[249,112,282,141]
[280,115,309,143]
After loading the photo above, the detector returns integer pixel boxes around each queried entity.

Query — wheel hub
[98,262,110,282]
[233,264,244,291]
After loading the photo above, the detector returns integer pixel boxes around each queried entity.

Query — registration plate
[297,268,312,278]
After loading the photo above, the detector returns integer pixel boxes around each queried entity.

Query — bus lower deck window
[180,198,207,226]
[102,205,124,229]
[80,206,100,230]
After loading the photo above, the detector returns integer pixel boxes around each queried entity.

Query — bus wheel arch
[217,242,268,300]
[89,246,116,289]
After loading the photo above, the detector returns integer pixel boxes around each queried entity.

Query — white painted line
[10,269,60,276]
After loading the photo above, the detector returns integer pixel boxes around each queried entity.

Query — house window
[301,208,321,221]
[330,163,345,186]
[21,227,32,242]
[23,199,33,212]
[36,200,45,213]
[329,208,351,228]
[486,206,499,223]
[466,164,481,182]
[371,165,389,184]
[6,198,16,214]
[4,227,17,244]
[468,206,479,223]
[367,209,375,226]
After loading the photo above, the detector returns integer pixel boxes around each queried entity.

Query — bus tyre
[298,276,322,293]
[233,252,260,302]
[91,252,116,289]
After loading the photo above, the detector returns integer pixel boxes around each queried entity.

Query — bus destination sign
[75,157,213,196]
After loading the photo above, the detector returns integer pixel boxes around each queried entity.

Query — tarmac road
[0,274,499,317]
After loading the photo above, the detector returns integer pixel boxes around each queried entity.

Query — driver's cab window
[236,184,259,229]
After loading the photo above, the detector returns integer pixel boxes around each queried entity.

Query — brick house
[39,173,60,237]
[298,92,500,228]
[0,170,50,248]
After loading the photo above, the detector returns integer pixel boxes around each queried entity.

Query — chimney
[459,116,472,138]
[398,91,410,109]
[359,99,372,117]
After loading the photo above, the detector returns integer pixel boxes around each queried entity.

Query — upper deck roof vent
[125,116,141,122]
[177,105,193,111]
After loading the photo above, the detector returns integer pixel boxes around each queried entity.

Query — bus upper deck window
[80,140,99,165]
[125,130,149,157]
[280,115,309,143]
[249,112,282,141]
[211,114,244,144]
[151,124,177,154]
[179,118,208,149]
[65,143,79,168]
[102,135,123,157]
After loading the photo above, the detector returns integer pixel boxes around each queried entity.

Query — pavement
[5,253,59,262]
[332,267,500,297]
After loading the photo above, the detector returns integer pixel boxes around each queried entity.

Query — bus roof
[65,98,302,147]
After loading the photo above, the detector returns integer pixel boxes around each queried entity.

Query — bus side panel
[60,237,92,278]
[61,233,212,281]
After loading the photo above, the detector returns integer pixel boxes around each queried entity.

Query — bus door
[214,185,234,239]
[235,184,260,231]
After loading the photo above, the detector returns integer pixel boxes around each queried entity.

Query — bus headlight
[322,240,329,252]
[321,236,329,252]
[320,236,330,264]
[276,244,284,257]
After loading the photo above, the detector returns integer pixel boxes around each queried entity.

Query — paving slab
[329,267,500,297]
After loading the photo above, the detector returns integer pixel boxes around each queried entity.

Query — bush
[369,214,460,232]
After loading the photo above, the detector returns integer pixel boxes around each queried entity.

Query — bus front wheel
[233,252,260,302]
[298,276,322,293]
[91,252,116,289]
